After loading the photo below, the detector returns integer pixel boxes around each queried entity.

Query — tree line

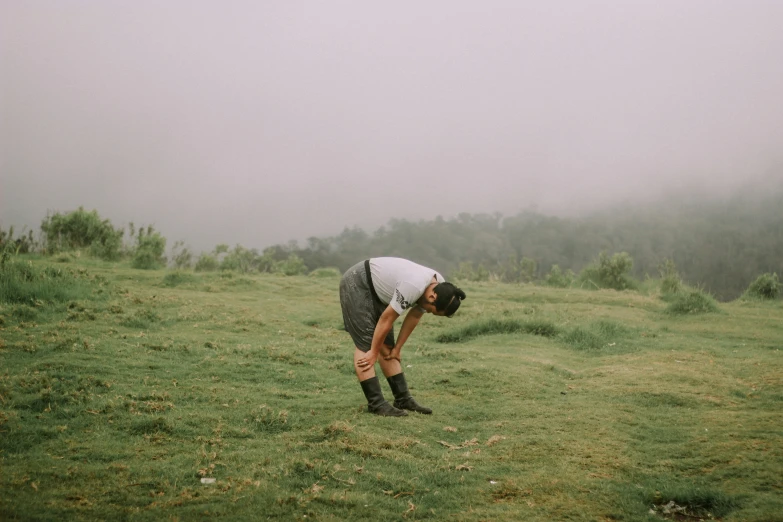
[279,186,783,301]
[1,185,781,300]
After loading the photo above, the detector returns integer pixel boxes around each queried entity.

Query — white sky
[1,1,782,252]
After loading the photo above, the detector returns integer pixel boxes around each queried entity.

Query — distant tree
[260,182,783,299]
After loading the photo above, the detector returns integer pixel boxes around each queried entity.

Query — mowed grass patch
[0,256,781,521]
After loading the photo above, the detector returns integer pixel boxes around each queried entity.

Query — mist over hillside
[270,179,783,301]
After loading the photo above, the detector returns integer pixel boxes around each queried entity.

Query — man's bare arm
[385,306,424,361]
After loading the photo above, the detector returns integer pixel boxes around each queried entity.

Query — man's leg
[378,345,432,415]
[354,347,406,417]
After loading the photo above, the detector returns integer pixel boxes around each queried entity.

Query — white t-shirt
[368,257,445,315]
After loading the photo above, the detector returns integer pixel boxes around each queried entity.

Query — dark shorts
[339,261,394,352]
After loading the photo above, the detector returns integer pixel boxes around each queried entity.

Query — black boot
[387,373,432,414]
[360,377,407,417]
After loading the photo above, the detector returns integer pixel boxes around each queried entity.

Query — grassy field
[1,257,781,521]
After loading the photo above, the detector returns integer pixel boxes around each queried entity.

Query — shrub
[519,257,537,283]
[658,258,682,295]
[131,227,166,270]
[220,245,260,273]
[275,254,307,276]
[0,226,37,255]
[579,252,638,291]
[665,289,720,315]
[169,241,193,270]
[742,272,780,300]
[194,254,219,272]
[474,263,490,282]
[545,264,575,288]
[40,208,123,260]
[498,256,537,283]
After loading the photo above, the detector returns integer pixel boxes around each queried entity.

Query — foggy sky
[2,1,782,253]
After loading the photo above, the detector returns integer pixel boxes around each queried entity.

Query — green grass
[0,255,781,521]
[0,260,99,305]
[434,318,559,343]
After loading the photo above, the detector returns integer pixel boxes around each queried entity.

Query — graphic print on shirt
[394,289,412,311]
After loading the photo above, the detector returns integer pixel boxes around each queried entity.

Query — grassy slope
[0,258,781,521]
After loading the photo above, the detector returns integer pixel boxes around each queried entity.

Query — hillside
[1,256,781,521]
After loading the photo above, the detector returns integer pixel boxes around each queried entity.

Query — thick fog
[1,1,782,252]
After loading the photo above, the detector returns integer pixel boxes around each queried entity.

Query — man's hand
[356,350,379,372]
[383,346,401,362]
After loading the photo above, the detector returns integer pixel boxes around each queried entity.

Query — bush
[579,252,638,291]
[275,254,307,276]
[169,241,193,270]
[545,264,575,288]
[519,257,537,283]
[131,227,166,270]
[194,254,219,272]
[220,245,260,273]
[742,272,780,300]
[658,259,682,295]
[474,264,490,282]
[40,208,123,260]
[665,290,720,315]
[0,226,37,255]
[498,256,537,283]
